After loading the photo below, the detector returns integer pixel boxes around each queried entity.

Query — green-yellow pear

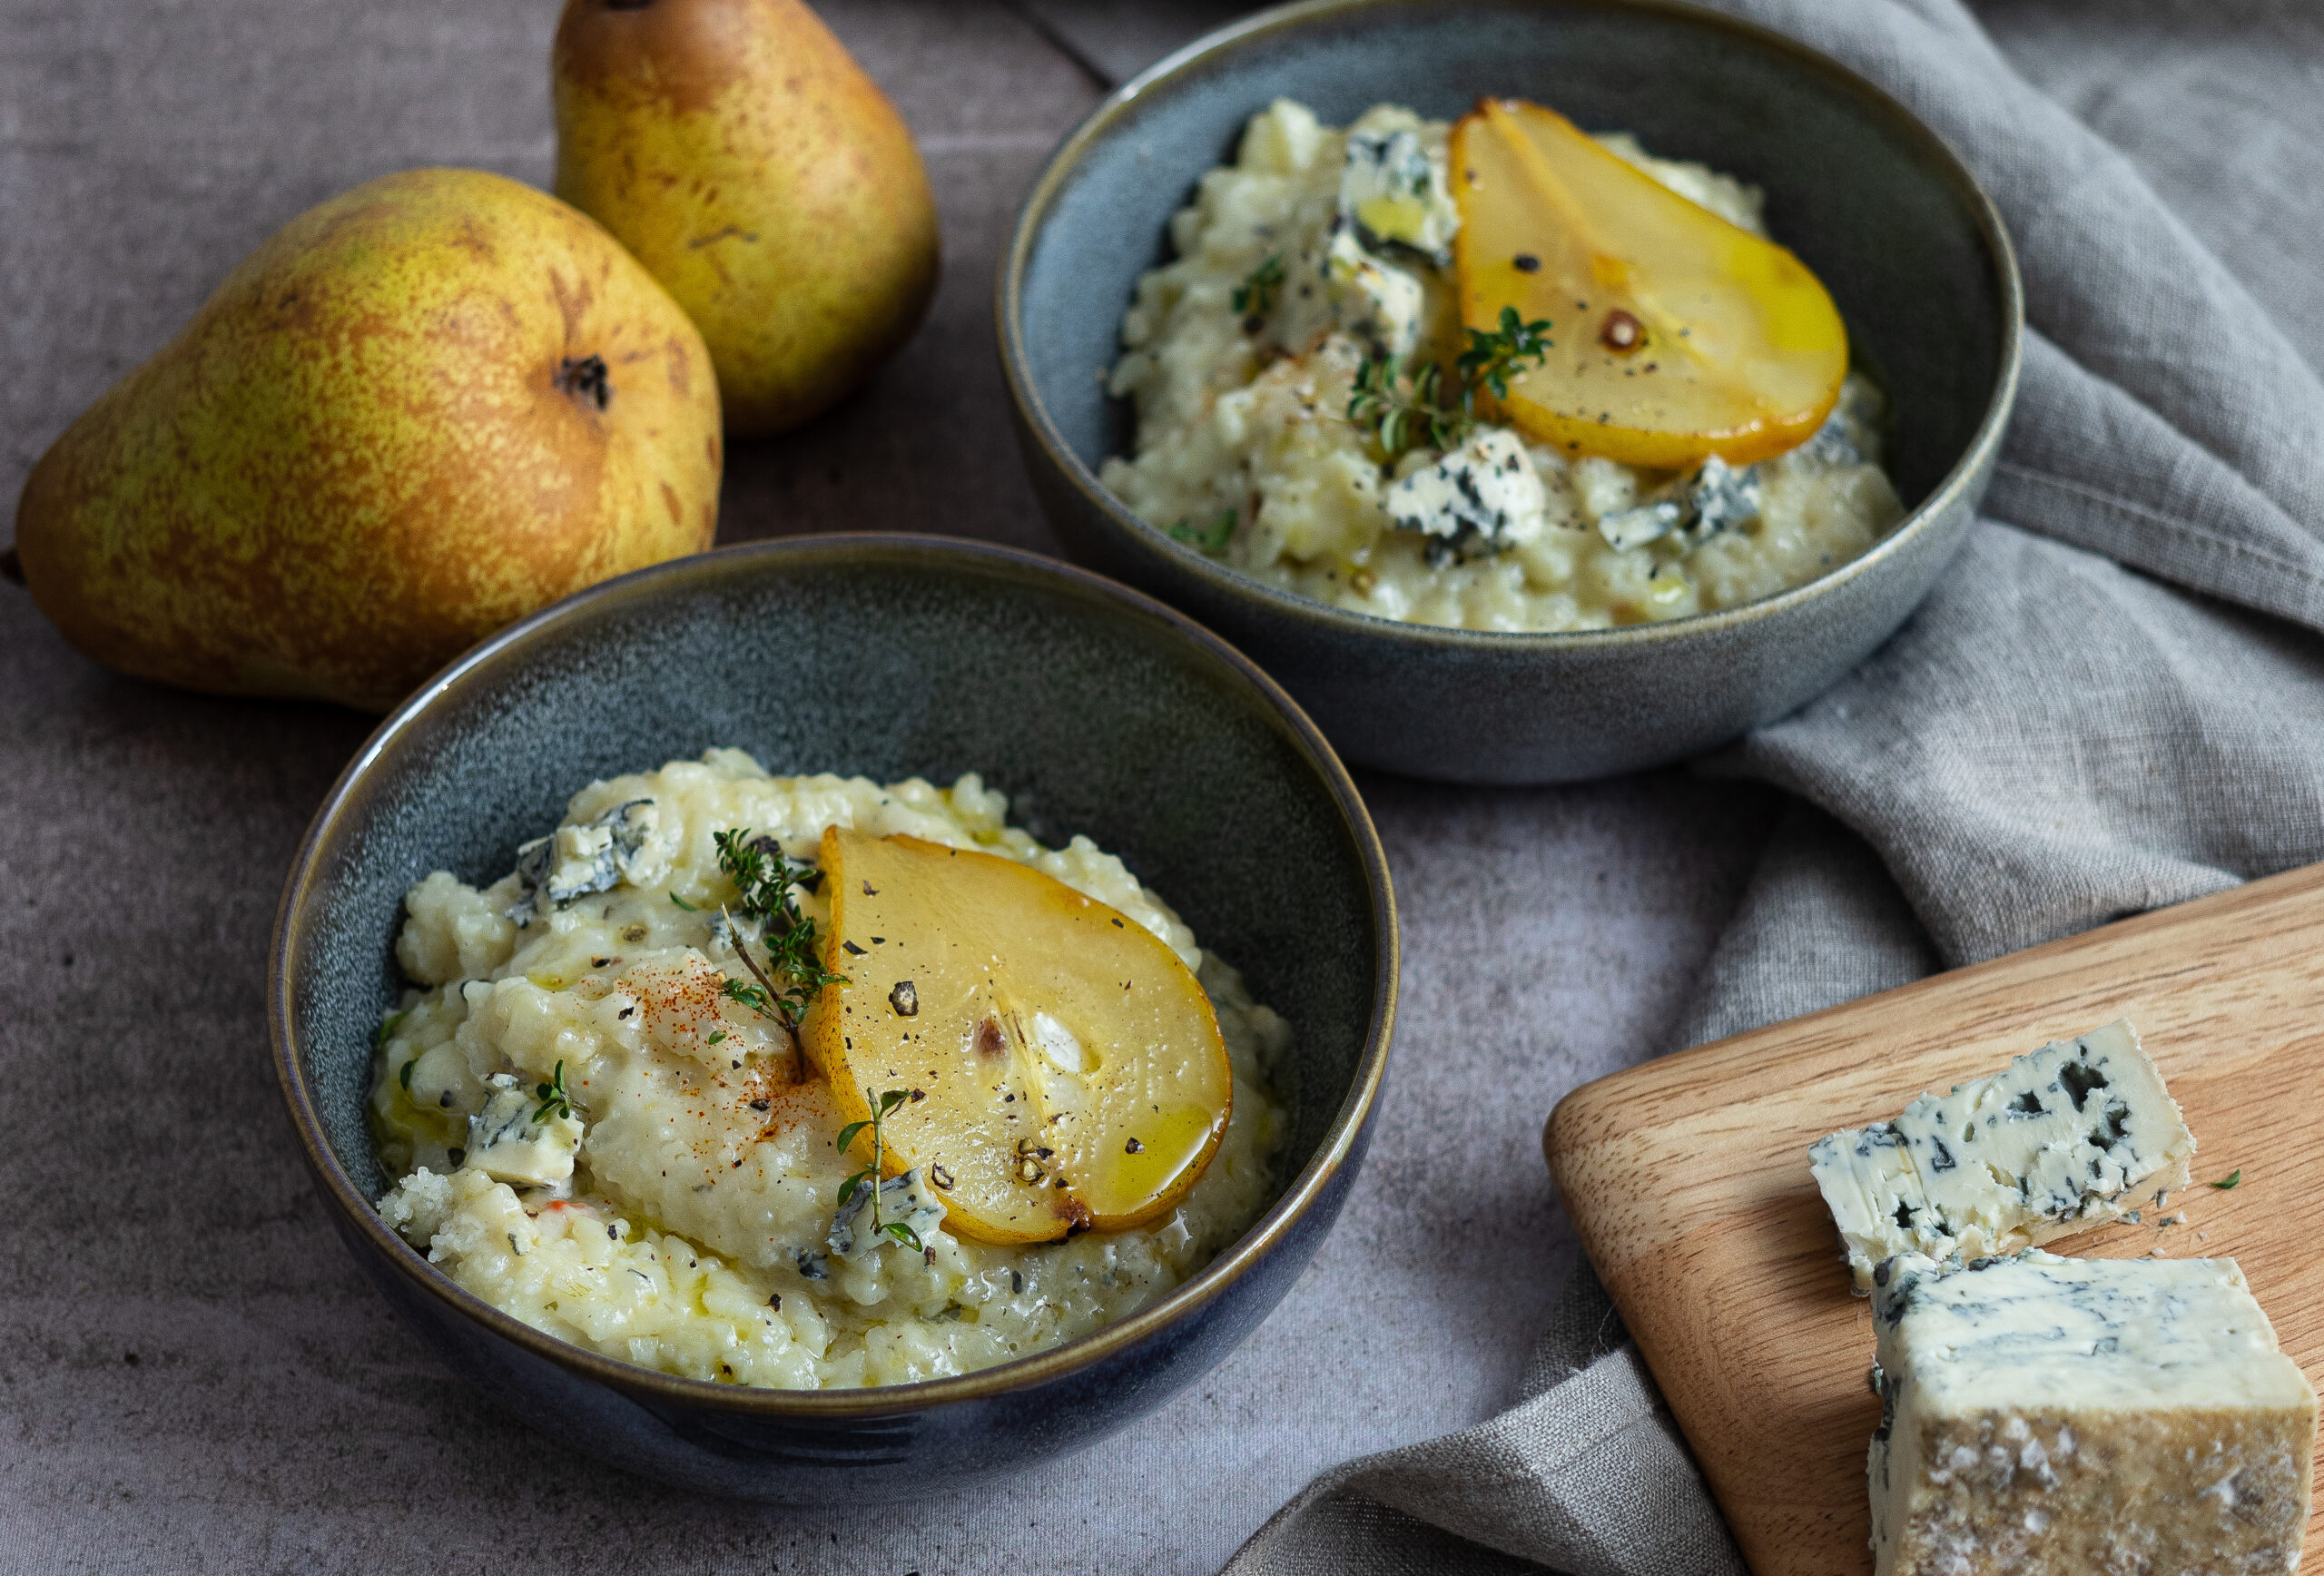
[552,0,940,436]
[11,168,722,712]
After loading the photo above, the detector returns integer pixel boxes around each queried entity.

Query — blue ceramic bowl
[1000,0,2022,783]
[269,536,1396,1501]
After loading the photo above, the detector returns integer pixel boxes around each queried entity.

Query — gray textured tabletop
[5,2,2270,1571]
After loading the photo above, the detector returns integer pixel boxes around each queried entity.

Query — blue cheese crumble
[508,797,666,922]
[1385,428,1548,564]
[828,1168,948,1262]
[466,1071,584,1187]
[1340,123,1457,266]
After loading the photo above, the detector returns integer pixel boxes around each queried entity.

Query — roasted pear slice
[803,827,1233,1245]
[1450,98,1847,468]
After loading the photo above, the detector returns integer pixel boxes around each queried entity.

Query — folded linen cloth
[1224,0,2324,1570]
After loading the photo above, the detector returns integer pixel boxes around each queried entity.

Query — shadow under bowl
[269,535,1397,1502]
[1000,0,2022,783]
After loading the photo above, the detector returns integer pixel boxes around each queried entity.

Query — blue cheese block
[466,1072,584,1188]
[1681,455,1764,542]
[1810,1020,2194,1290]
[1322,227,1425,358]
[1597,497,1683,550]
[508,797,665,922]
[1385,428,1548,564]
[1869,1250,2315,1576]
[1338,123,1457,266]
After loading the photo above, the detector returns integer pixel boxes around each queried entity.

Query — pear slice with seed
[802,826,1234,1244]
[1451,97,1848,468]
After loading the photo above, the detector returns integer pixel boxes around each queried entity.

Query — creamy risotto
[370,750,1287,1389]
[1099,100,1905,631]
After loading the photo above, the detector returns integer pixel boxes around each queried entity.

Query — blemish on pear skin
[556,355,613,411]
[660,480,681,524]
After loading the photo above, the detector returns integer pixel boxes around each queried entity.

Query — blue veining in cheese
[1809,1020,2194,1290]
[1867,1250,2315,1576]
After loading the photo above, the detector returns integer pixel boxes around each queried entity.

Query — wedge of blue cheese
[1810,1021,2194,1290]
[1868,1250,2314,1576]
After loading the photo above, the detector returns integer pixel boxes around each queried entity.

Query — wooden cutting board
[1544,860,2324,1576]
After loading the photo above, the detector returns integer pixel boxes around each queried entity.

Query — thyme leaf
[836,1088,917,1250]
[668,892,698,911]
[2212,1168,2242,1190]
[721,976,773,1016]
[532,1059,574,1124]
[1231,252,1285,318]
[1168,509,1236,556]
[1454,304,1554,404]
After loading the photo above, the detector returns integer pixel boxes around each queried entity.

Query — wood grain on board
[1545,860,2324,1576]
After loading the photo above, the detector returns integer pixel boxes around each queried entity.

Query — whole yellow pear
[11,168,722,711]
[552,0,940,436]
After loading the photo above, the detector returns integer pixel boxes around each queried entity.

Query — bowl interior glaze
[277,537,1392,1410]
[1017,0,2004,534]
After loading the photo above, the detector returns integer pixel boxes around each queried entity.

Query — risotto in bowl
[1001,0,2022,782]
[271,536,1395,1500]
[369,754,1291,1391]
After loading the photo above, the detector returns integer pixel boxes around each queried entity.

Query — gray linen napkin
[1225,0,2324,1569]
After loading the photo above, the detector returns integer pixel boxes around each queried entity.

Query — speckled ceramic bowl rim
[997,0,2025,651]
[269,533,1399,1420]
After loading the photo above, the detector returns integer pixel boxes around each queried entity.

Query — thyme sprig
[836,1088,923,1253]
[1232,252,1285,318]
[1347,354,1469,460]
[1455,304,1555,405]
[533,1059,574,1123]
[712,828,848,1029]
[1345,307,1555,462]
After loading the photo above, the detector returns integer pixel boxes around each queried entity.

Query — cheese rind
[1810,1020,2194,1290]
[1869,1250,2315,1576]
